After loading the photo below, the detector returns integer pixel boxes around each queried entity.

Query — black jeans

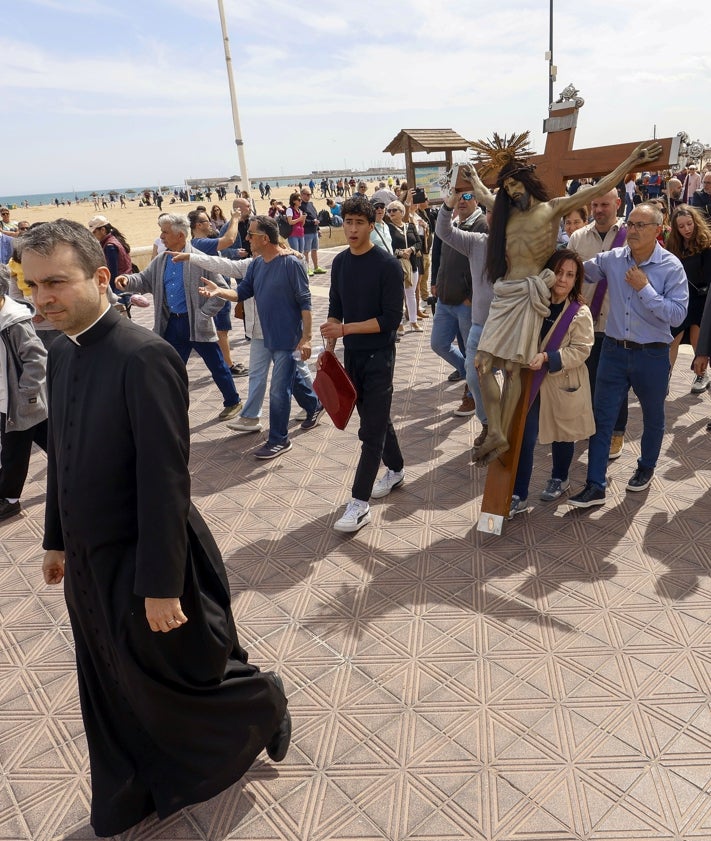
[345,346,404,502]
[0,414,48,499]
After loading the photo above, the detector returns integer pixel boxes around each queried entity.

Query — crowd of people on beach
[0,153,710,835]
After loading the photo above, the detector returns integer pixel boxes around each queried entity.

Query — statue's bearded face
[502,177,529,210]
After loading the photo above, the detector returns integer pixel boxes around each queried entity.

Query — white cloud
[5,0,711,195]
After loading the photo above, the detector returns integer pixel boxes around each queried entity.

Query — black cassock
[44,307,286,837]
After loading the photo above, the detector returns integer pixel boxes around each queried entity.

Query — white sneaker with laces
[334,499,371,533]
[371,468,405,499]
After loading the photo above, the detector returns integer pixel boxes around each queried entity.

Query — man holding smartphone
[430,180,488,417]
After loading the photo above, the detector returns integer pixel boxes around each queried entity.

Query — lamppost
[545,0,556,106]
[217,0,250,195]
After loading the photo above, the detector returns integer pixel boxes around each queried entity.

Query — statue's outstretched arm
[555,141,663,218]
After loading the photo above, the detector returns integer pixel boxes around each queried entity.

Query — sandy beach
[7,179,385,255]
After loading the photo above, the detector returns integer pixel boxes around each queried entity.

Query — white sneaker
[227,416,263,433]
[691,371,710,394]
[333,499,371,533]
[371,468,405,499]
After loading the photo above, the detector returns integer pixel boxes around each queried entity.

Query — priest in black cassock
[20,220,291,838]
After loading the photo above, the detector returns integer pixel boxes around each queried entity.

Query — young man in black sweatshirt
[320,197,406,533]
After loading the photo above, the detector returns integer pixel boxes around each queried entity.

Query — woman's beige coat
[537,301,595,444]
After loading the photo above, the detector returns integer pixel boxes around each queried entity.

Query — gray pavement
[2,251,711,840]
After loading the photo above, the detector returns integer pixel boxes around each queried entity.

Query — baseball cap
[88,215,110,232]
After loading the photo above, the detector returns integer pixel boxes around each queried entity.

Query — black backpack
[275,212,292,240]
[317,209,332,227]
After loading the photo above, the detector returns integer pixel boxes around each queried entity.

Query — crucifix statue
[457,87,684,534]
[461,135,662,467]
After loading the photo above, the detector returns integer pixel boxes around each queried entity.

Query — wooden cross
[477,104,682,535]
[529,102,680,197]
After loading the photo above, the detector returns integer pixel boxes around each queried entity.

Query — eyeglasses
[246,230,265,238]
[457,192,474,201]
[626,220,658,231]
[386,208,401,214]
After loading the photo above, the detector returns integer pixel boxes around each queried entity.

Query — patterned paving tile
[2,265,711,840]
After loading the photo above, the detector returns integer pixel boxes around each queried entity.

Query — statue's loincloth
[477,269,555,365]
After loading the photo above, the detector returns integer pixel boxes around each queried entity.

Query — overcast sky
[6,0,709,194]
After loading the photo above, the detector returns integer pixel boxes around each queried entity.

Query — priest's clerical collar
[67,303,112,346]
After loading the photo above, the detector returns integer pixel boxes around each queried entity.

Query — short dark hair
[18,219,106,277]
[187,209,208,232]
[341,197,375,223]
[252,215,279,244]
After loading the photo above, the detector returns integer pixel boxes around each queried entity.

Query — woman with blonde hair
[385,200,422,332]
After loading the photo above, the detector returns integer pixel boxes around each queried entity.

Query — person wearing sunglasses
[370,200,393,254]
[430,185,487,418]
[569,202,688,507]
[385,201,422,332]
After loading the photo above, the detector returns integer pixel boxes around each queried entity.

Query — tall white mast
[217,0,250,194]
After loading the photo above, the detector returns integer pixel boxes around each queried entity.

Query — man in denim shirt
[569,202,688,507]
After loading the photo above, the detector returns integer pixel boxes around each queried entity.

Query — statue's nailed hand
[460,164,479,185]
[633,142,663,165]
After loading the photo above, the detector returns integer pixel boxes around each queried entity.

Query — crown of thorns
[468,131,534,179]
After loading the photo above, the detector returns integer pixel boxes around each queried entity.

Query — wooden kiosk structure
[383,129,472,198]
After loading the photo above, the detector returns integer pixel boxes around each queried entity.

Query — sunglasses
[373,203,385,210]
[457,192,474,201]
[386,208,402,213]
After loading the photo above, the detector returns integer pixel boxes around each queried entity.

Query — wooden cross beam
[527,103,681,198]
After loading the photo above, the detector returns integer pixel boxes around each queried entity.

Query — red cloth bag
[313,351,357,430]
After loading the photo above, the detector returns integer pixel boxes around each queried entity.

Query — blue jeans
[163,315,240,407]
[514,394,575,500]
[288,236,304,253]
[242,339,320,422]
[587,337,669,488]
[431,302,472,400]
[586,333,628,434]
[464,322,487,425]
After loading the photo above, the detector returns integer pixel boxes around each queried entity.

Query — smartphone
[412,187,427,204]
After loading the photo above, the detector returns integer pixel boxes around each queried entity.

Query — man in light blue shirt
[569,202,688,507]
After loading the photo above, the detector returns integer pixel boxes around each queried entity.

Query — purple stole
[589,225,628,320]
[529,302,582,408]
